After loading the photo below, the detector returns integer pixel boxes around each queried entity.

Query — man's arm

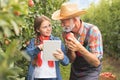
[77,44,100,67]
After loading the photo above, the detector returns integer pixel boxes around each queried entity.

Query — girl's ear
[36,29,40,33]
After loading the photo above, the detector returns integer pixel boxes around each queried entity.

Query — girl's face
[38,20,52,36]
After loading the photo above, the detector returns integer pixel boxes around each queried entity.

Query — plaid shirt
[77,21,103,59]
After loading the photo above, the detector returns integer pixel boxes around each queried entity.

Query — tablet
[43,40,61,61]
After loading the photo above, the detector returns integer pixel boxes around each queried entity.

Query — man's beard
[63,19,75,32]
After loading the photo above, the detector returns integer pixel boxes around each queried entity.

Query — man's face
[60,18,75,32]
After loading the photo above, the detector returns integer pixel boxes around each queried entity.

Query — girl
[26,15,69,80]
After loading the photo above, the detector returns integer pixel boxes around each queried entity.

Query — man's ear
[73,17,77,23]
[72,18,76,24]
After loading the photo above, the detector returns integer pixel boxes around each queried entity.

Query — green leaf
[10,20,19,36]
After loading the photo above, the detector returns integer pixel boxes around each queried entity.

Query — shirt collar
[78,20,84,36]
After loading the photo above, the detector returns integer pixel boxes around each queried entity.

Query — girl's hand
[53,49,64,60]
[37,44,43,51]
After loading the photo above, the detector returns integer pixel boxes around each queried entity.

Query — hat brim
[52,10,87,20]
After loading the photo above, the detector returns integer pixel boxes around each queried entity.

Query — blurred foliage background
[0,0,119,80]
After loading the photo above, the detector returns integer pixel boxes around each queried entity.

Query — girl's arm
[26,38,40,58]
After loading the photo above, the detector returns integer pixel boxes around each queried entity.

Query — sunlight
[69,0,100,9]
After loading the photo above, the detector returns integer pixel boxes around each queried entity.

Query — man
[52,2,103,80]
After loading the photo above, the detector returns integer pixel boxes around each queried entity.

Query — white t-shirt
[34,52,56,78]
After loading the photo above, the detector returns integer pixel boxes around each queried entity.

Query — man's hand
[65,35,81,52]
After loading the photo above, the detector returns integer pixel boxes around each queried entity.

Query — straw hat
[52,2,87,20]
